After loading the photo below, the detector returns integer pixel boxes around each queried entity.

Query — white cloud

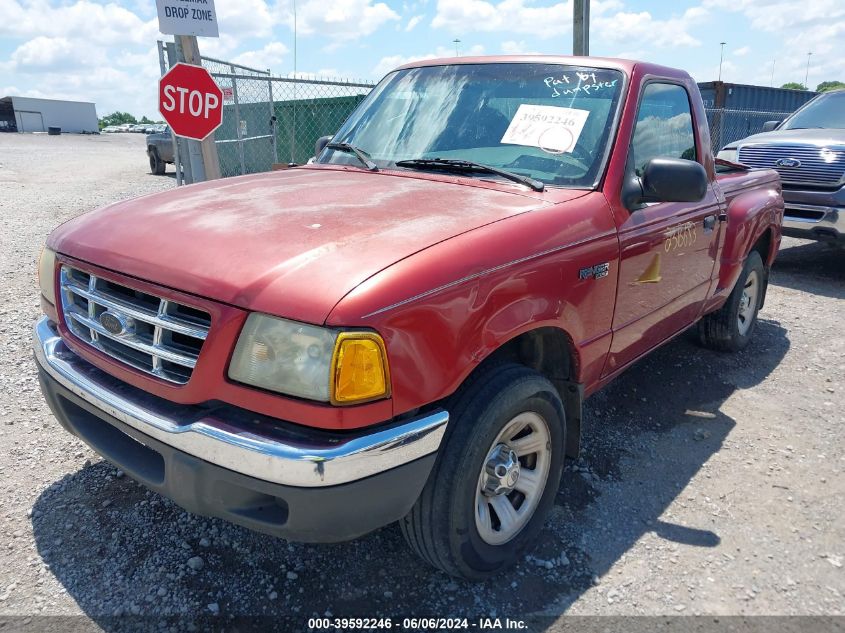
[593,6,708,48]
[0,0,158,45]
[232,42,289,70]
[500,40,541,55]
[733,45,750,56]
[431,0,624,39]
[405,14,424,31]
[701,0,845,89]
[9,37,84,72]
[372,44,484,77]
[276,0,400,44]
[215,0,277,38]
[431,0,569,38]
[702,0,845,32]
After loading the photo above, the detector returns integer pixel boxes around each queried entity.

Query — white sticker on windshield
[500,104,590,154]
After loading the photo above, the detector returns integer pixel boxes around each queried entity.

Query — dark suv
[718,90,845,245]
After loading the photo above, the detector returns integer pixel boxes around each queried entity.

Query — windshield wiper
[394,158,545,192]
[325,142,378,171]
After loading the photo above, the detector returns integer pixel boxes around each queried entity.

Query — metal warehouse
[0,96,99,133]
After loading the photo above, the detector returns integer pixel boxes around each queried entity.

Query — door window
[630,83,696,175]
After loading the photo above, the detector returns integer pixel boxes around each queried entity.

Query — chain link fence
[200,56,375,178]
[705,108,792,152]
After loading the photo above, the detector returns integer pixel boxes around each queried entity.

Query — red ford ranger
[35,56,783,579]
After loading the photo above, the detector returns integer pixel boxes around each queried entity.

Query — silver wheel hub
[474,411,551,546]
[737,270,759,336]
[482,445,521,496]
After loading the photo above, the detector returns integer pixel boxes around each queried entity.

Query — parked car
[145,125,174,175]
[718,89,845,244]
[35,56,783,579]
[101,126,119,133]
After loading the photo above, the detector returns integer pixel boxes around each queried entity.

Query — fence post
[268,71,279,164]
[230,65,247,176]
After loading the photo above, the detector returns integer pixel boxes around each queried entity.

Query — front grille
[59,266,211,384]
[738,144,845,187]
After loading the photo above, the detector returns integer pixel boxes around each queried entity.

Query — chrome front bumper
[782,203,843,241]
[34,317,448,488]
[782,186,845,242]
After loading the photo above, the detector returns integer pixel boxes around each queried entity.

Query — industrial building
[0,96,99,133]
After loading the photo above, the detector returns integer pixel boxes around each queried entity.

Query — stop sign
[159,63,223,141]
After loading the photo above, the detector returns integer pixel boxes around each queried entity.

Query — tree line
[98,112,164,129]
[780,80,845,92]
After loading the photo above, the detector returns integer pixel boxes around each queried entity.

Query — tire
[400,363,566,579]
[698,250,765,352]
[149,148,166,175]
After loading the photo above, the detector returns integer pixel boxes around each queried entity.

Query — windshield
[318,63,626,188]
[782,90,845,130]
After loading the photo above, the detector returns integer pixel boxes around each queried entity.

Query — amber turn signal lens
[330,333,390,405]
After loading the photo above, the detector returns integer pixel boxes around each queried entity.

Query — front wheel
[400,363,565,579]
[698,250,765,352]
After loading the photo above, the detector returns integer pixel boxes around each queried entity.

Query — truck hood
[50,168,581,324]
[730,128,845,147]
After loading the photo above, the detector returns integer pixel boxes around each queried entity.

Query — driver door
[604,82,721,376]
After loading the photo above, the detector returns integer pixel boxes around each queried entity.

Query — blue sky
[1,0,843,118]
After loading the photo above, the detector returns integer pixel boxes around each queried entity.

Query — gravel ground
[0,133,843,630]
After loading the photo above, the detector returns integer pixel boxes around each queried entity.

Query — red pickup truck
[35,56,783,580]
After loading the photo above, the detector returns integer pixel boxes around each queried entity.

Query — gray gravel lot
[0,133,843,629]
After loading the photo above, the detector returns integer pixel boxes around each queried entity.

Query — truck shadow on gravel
[30,321,788,628]
[770,240,845,300]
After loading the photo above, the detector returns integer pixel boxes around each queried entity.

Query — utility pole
[573,0,590,56]
[718,42,726,81]
[174,35,221,181]
[453,39,461,56]
[805,51,812,89]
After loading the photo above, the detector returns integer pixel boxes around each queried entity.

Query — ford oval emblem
[775,157,802,168]
[99,310,135,337]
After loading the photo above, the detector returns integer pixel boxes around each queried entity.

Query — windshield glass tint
[782,91,845,129]
[319,63,625,187]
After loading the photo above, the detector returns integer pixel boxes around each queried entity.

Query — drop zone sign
[159,63,224,141]
[156,0,219,38]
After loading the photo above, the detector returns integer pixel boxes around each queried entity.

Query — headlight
[717,148,737,163]
[38,247,57,306]
[228,314,390,405]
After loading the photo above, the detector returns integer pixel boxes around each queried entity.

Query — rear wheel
[400,363,565,579]
[698,250,765,352]
[149,148,166,175]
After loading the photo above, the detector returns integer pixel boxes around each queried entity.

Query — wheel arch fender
[718,186,783,293]
[450,320,585,460]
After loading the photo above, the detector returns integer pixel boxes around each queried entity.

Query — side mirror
[761,120,781,132]
[623,158,708,210]
[315,135,332,157]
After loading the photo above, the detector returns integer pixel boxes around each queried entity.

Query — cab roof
[393,55,690,81]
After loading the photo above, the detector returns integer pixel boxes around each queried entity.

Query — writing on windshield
[319,63,626,188]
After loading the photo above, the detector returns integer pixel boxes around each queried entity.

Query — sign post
[155,0,221,182]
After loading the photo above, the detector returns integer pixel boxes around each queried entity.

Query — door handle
[703,215,717,231]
